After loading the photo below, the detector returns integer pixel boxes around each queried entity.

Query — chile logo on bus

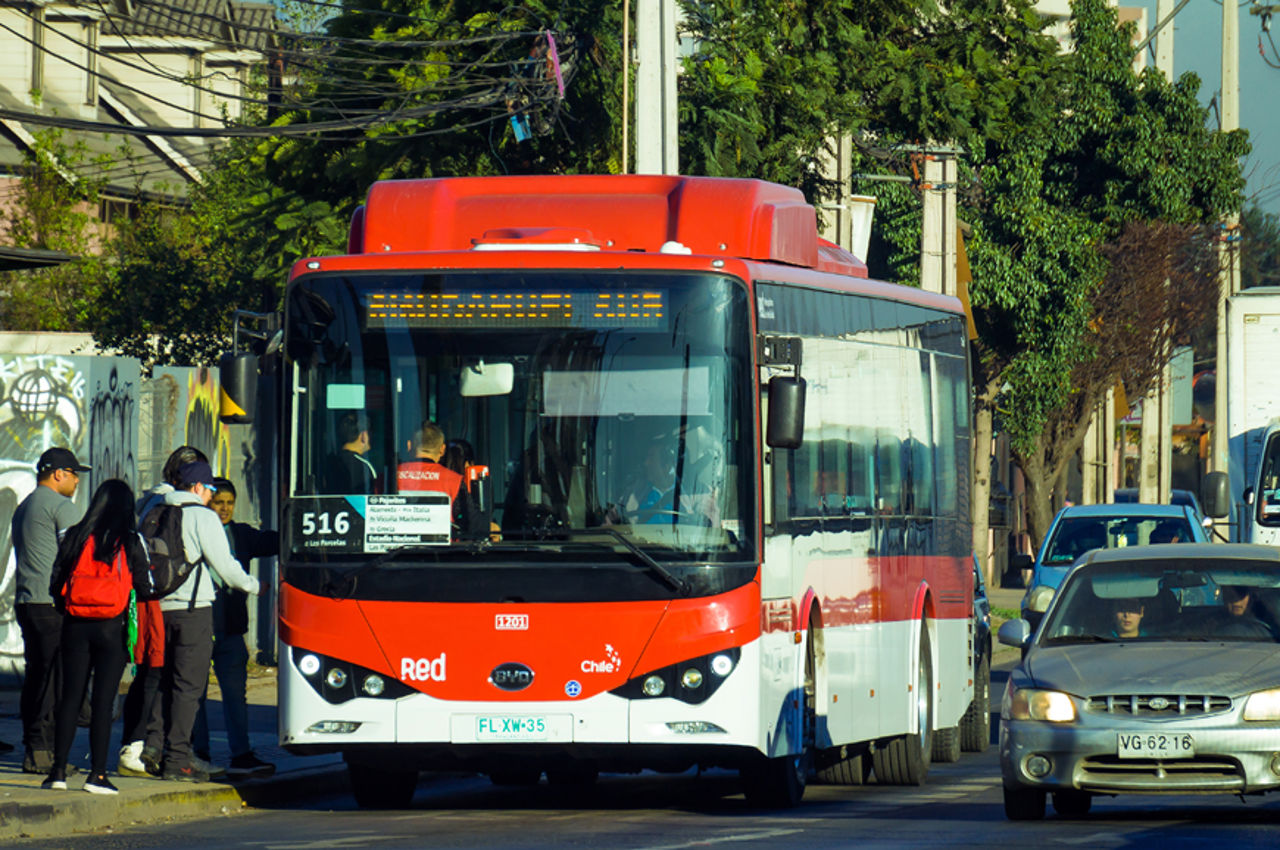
[490,662,535,691]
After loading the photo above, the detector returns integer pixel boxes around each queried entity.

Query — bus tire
[347,762,417,809]
[871,626,933,786]
[546,764,598,786]
[931,725,961,763]
[815,751,871,785]
[960,654,991,752]
[742,623,816,807]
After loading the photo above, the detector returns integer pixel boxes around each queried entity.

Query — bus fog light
[1025,755,1052,778]
[362,674,385,696]
[642,675,666,697]
[666,721,726,734]
[710,654,734,677]
[298,654,321,676]
[326,668,348,689]
[681,668,704,689]
[306,720,361,734]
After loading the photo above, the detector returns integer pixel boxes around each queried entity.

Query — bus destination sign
[290,494,452,553]
[364,290,668,330]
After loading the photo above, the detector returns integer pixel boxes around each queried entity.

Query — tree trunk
[971,394,997,587]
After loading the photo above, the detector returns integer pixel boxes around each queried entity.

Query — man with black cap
[156,460,261,782]
[10,447,89,773]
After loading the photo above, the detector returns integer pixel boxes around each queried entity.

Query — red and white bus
[259,175,973,808]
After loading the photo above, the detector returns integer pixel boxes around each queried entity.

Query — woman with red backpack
[44,478,150,794]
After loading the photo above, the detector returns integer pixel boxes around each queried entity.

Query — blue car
[1018,503,1210,628]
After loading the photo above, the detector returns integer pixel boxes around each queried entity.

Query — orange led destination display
[364,290,667,329]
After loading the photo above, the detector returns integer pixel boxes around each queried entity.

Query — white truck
[1226,287,1280,545]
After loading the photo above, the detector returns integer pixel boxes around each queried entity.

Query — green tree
[1242,204,1280,289]
[0,128,113,331]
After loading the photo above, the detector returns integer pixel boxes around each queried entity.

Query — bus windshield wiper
[567,526,688,595]
[321,545,444,598]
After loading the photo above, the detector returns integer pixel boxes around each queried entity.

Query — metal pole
[622,0,630,174]
[1213,0,1241,532]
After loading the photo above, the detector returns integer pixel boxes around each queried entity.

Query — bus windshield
[283,270,756,566]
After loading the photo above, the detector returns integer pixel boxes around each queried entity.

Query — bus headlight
[362,674,386,697]
[326,668,348,689]
[642,675,666,696]
[710,654,735,677]
[298,654,321,676]
[681,668,704,689]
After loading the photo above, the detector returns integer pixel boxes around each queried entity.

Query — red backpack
[63,540,132,619]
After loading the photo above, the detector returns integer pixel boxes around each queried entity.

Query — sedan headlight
[1244,688,1280,721]
[1005,686,1076,722]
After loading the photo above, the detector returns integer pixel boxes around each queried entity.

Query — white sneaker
[117,741,149,777]
[190,754,226,779]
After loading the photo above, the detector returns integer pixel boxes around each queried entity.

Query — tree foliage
[1242,204,1280,289]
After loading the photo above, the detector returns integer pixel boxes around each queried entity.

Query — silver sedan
[998,543,1280,819]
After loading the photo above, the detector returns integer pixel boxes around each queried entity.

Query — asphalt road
[14,663,1280,850]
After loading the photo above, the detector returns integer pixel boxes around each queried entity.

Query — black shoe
[83,773,119,795]
[41,768,67,791]
[227,752,276,778]
[0,740,14,754]
[162,763,210,783]
[140,746,162,777]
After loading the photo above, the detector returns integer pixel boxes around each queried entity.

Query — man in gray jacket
[158,461,260,782]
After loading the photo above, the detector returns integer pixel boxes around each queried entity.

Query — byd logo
[490,662,535,691]
[400,653,447,682]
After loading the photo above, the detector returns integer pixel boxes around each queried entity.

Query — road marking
[635,828,804,849]
[249,837,397,849]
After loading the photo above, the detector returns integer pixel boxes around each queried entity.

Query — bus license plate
[1117,732,1194,759]
[468,714,571,742]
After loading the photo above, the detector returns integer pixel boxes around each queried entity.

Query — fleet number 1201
[301,511,350,536]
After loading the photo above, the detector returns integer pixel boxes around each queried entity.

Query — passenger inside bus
[323,412,377,494]
[398,421,488,538]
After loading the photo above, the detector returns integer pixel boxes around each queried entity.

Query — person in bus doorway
[44,478,150,794]
[190,478,278,778]
[326,412,376,494]
[157,461,261,782]
[12,447,90,773]
[120,445,208,780]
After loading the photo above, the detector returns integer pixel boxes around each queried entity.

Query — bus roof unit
[348,175,868,277]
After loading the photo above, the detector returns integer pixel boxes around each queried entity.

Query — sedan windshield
[1042,516,1194,566]
[1040,559,1280,644]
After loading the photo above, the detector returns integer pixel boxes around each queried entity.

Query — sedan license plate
[467,714,571,742]
[1117,732,1194,759]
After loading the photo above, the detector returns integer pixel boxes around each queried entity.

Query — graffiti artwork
[0,356,86,679]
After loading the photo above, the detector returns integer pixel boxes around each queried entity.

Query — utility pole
[1139,0,1176,505]
[634,0,678,175]
[1213,0,1242,507]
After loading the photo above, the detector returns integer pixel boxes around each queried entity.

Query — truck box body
[1226,288,1280,544]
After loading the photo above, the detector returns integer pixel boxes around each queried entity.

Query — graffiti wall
[0,354,139,680]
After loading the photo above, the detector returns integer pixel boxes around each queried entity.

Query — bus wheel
[931,725,961,763]
[872,626,933,786]
[347,762,418,809]
[960,654,991,752]
[742,625,816,807]
[815,750,871,785]
[489,769,542,786]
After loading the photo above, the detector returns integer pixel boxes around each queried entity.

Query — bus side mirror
[1202,471,1230,518]
[220,352,258,424]
[766,376,806,449]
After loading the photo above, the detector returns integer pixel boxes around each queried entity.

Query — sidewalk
[0,670,346,841]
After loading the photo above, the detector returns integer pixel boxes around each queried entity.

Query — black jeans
[16,603,63,754]
[121,663,164,750]
[52,615,128,776]
[160,607,214,771]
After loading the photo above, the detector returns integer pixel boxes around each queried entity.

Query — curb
[0,763,348,841]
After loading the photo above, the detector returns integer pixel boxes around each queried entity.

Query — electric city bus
[225,175,974,808]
